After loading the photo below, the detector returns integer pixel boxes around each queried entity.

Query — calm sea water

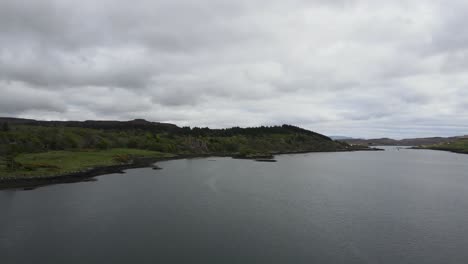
[2,147,468,264]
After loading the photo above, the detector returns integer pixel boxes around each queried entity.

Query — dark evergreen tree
[5,143,20,170]
[2,122,9,132]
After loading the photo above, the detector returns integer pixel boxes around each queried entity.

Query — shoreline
[0,148,382,190]
[0,154,211,190]
[410,146,468,155]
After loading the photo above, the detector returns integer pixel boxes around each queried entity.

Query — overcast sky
[1,0,468,138]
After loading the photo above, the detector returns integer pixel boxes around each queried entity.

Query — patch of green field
[423,138,468,154]
[0,148,174,179]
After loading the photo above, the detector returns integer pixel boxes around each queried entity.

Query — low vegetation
[0,149,174,179]
[418,138,468,154]
[0,119,364,179]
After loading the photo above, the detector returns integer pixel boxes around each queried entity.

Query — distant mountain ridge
[0,117,179,132]
[0,117,335,142]
[329,136,357,140]
[343,136,468,146]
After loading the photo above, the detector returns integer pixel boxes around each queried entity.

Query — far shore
[410,146,468,155]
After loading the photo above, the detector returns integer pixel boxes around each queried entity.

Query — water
[2,147,468,263]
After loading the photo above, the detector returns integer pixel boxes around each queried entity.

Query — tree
[1,122,9,132]
[5,143,20,170]
[238,146,254,157]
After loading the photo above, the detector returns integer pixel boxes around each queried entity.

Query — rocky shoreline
[0,154,208,190]
[0,148,382,190]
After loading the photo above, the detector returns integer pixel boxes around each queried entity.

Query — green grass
[0,123,360,181]
[422,138,468,154]
[0,148,175,179]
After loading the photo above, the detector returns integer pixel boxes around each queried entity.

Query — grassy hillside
[0,119,363,179]
[419,138,468,154]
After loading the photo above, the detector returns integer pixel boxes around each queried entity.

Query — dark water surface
[2,147,468,263]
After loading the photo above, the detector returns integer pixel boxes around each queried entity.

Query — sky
[1,0,468,139]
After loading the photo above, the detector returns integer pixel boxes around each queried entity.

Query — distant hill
[343,136,468,146]
[0,117,364,157]
[0,117,179,133]
[329,136,357,140]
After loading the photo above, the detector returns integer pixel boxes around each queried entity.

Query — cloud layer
[1,0,468,138]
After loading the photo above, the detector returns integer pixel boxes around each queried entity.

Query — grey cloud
[64,87,154,114]
[427,1,468,54]
[0,81,66,114]
[1,0,468,138]
[0,48,154,89]
[0,0,253,52]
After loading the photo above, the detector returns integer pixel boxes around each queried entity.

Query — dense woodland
[0,118,361,177]
[0,119,349,157]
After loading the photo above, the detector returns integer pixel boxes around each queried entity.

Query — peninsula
[413,137,468,154]
[0,117,373,189]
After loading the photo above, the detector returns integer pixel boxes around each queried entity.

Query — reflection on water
[1,148,468,264]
